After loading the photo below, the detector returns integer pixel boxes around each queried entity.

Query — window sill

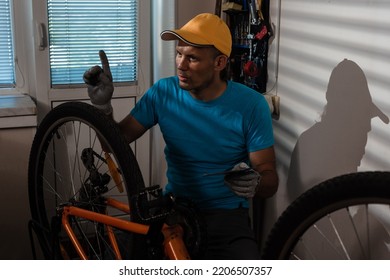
[0,94,37,129]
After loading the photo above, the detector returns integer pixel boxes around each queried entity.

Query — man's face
[175,41,220,94]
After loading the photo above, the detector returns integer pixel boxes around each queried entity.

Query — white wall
[264,0,390,239]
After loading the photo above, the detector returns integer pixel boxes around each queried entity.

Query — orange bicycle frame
[61,198,191,260]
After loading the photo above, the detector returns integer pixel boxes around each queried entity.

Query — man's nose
[177,57,188,70]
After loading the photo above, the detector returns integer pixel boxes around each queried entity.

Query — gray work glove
[224,162,261,198]
[83,50,114,115]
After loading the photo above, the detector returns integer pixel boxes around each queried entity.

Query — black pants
[201,208,260,260]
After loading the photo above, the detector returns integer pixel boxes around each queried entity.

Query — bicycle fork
[161,224,190,260]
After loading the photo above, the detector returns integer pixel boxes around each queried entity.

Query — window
[0,0,14,87]
[47,0,138,87]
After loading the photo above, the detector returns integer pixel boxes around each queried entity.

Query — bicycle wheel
[261,172,390,260]
[28,102,145,259]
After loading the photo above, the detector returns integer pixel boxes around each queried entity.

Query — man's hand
[83,50,114,115]
[224,162,261,198]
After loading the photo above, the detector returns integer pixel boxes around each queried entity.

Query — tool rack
[222,0,272,93]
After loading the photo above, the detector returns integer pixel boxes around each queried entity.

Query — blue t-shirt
[131,76,274,209]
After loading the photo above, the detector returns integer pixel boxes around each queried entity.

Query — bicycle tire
[28,102,145,259]
[261,171,390,260]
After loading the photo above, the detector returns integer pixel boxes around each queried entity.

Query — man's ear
[215,55,228,70]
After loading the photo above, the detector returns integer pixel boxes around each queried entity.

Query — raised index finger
[99,50,112,81]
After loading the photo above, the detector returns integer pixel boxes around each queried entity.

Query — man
[84,13,278,259]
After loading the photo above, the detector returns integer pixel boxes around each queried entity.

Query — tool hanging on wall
[242,0,272,93]
[221,0,272,93]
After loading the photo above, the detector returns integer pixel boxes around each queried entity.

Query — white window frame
[5,1,151,105]
[4,0,152,186]
[38,0,150,104]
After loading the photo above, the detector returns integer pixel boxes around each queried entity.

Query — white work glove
[83,50,114,115]
[224,162,261,198]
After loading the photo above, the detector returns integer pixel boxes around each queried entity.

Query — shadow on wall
[286,59,389,202]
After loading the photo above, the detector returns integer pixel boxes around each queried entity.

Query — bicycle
[28,101,206,260]
[28,101,390,260]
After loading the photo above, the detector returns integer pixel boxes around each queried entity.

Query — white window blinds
[0,0,14,87]
[47,0,138,87]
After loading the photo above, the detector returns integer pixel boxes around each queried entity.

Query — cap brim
[372,103,389,124]
[161,30,213,48]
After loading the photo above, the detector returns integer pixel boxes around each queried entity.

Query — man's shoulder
[229,80,259,93]
[146,76,179,98]
[155,76,179,87]
[227,81,266,102]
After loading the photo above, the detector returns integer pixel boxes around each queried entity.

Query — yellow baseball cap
[160,13,232,57]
